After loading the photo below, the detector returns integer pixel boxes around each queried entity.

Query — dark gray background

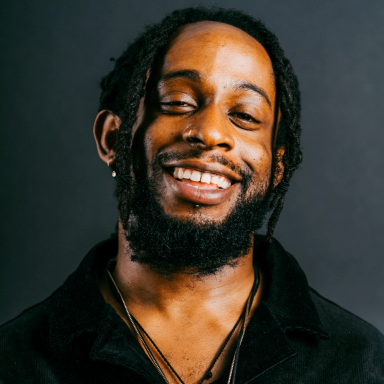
[1,0,383,332]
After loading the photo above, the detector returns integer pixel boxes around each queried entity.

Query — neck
[105,221,262,325]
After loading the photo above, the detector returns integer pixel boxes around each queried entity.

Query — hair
[98,6,303,242]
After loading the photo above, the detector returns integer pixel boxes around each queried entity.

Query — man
[1,6,383,384]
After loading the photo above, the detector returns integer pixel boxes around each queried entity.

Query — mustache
[153,149,251,180]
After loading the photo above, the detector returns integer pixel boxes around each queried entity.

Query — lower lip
[164,172,238,205]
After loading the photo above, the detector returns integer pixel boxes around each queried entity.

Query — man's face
[118,21,281,274]
[131,21,277,223]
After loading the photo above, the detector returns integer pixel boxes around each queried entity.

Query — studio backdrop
[1,0,383,333]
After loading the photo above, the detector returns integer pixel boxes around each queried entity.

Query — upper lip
[162,159,242,182]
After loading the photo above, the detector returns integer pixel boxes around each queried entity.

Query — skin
[94,21,285,384]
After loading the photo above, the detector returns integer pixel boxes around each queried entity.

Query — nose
[182,105,235,150]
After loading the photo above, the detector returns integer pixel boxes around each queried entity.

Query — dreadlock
[98,6,302,242]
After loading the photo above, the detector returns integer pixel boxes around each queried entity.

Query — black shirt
[1,236,383,383]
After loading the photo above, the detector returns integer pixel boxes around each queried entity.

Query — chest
[129,319,242,384]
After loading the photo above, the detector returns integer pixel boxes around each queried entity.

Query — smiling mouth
[172,167,233,190]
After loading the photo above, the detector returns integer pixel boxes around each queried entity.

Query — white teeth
[216,177,225,188]
[223,180,231,189]
[183,169,191,180]
[190,170,201,182]
[201,173,211,184]
[173,167,232,188]
[216,177,231,189]
[211,175,220,186]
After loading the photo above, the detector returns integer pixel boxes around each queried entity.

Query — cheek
[244,148,272,199]
[131,99,180,174]
[238,133,273,181]
[139,119,180,173]
[145,120,175,153]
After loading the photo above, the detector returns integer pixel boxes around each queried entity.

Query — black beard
[119,150,273,276]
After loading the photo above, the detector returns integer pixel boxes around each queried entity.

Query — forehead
[159,21,275,99]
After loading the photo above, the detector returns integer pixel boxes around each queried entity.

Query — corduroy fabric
[1,236,383,383]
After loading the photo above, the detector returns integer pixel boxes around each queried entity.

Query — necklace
[107,265,260,384]
[132,310,243,384]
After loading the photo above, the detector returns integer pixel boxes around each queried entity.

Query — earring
[107,159,132,187]
[108,159,116,178]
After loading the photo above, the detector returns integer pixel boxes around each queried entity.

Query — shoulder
[0,287,58,338]
[310,288,384,366]
[0,287,60,381]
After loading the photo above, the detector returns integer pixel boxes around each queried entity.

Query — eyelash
[159,102,260,125]
[160,101,189,106]
[231,112,256,122]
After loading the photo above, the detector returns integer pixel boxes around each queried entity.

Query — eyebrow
[158,69,272,108]
[232,81,272,107]
[158,70,201,85]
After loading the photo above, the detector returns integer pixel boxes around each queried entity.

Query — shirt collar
[49,236,328,383]
[227,236,329,384]
[49,237,174,382]
[49,238,117,350]
[255,235,329,339]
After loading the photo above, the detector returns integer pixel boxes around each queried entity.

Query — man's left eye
[162,101,188,106]
[232,113,255,122]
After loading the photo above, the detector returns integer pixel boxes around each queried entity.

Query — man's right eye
[158,100,196,114]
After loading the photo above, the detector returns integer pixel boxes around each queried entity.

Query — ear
[93,110,121,166]
[273,146,286,188]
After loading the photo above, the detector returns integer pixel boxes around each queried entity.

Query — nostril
[189,137,205,145]
[217,143,230,148]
